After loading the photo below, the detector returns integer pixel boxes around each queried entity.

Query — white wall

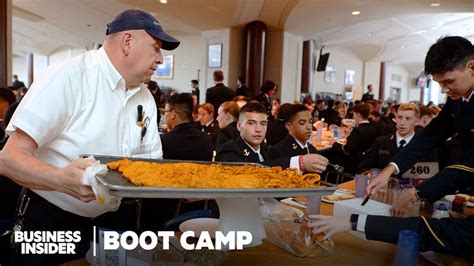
[311,46,364,97]
[201,29,232,103]
[364,61,381,99]
[280,31,303,104]
[49,47,86,66]
[12,55,27,85]
[154,34,202,94]
[384,63,410,102]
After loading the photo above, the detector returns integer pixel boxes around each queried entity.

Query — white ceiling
[11,0,474,74]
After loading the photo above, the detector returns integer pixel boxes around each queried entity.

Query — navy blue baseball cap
[106,9,180,51]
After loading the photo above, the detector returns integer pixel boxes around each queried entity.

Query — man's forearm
[0,139,59,191]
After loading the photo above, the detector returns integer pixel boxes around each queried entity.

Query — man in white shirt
[0,9,179,264]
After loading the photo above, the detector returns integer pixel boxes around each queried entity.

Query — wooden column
[243,21,266,97]
[27,53,33,87]
[0,0,8,87]
[378,62,386,101]
[301,40,313,94]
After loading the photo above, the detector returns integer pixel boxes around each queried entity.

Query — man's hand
[55,157,96,202]
[307,215,351,240]
[302,154,328,173]
[390,187,418,217]
[366,164,396,195]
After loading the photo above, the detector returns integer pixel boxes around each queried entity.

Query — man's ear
[121,32,132,56]
[285,122,292,132]
[237,120,242,132]
[468,60,474,74]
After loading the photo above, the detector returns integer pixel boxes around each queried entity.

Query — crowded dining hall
[0,0,473,265]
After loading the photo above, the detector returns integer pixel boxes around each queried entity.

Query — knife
[361,193,371,206]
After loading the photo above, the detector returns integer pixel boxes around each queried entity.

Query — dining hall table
[65,180,473,266]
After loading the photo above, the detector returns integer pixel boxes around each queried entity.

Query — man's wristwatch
[414,189,423,201]
[350,214,359,231]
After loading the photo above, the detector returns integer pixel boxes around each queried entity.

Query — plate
[179,218,219,238]
[322,190,356,204]
[443,195,474,208]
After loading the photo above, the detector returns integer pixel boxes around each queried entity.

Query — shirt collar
[205,119,214,127]
[294,138,308,150]
[462,90,474,102]
[98,47,124,91]
[396,131,415,146]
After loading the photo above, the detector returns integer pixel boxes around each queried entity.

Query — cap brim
[147,29,180,51]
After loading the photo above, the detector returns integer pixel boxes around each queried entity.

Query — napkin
[82,156,122,205]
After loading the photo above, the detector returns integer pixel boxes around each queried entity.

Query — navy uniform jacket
[332,123,376,174]
[215,136,289,168]
[200,120,219,148]
[366,210,474,255]
[205,83,235,117]
[235,85,252,98]
[256,94,273,119]
[215,121,239,151]
[268,135,318,160]
[360,133,438,173]
[391,96,474,201]
[160,122,213,161]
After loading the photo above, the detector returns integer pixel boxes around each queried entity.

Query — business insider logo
[14,231,81,254]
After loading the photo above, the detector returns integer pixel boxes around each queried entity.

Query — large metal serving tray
[92,155,338,199]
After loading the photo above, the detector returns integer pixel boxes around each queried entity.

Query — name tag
[342,119,356,127]
[378,150,390,155]
[402,162,439,179]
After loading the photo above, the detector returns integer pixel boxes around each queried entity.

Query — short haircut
[419,106,435,118]
[283,104,309,123]
[369,111,381,118]
[316,99,324,105]
[302,97,314,105]
[199,103,214,115]
[3,102,19,126]
[213,70,224,82]
[239,101,267,120]
[191,79,198,84]
[0,88,16,105]
[351,103,370,119]
[260,80,276,94]
[277,103,293,120]
[398,103,420,119]
[219,101,240,120]
[425,36,474,74]
[147,80,159,90]
[167,93,193,121]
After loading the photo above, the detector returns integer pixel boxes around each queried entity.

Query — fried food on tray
[107,159,320,189]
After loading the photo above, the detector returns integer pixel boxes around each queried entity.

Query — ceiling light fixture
[430,3,440,7]
[352,11,361,15]
[159,0,167,3]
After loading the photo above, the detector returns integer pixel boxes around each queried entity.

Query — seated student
[265,103,291,145]
[330,104,376,174]
[216,102,328,174]
[142,93,214,230]
[369,111,395,137]
[197,103,219,148]
[415,106,436,134]
[215,101,240,150]
[361,103,437,172]
[268,104,319,159]
[160,93,213,161]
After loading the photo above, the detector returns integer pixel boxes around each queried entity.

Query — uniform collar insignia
[243,149,250,157]
[292,143,298,150]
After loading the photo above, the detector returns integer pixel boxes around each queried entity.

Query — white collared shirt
[462,90,473,102]
[294,138,309,154]
[7,47,162,217]
[396,131,415,148]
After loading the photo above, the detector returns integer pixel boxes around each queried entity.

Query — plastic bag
[259,198,334,257]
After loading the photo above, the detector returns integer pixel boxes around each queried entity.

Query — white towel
[82,156,122,206]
